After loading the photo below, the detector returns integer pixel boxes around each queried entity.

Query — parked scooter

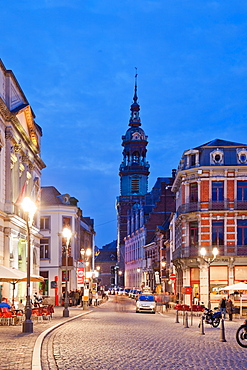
[236,319,247,348]
[201,307,221,327]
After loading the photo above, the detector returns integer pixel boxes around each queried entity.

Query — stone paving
[0,306,89,370]
[42,297,247,370]
[1,297,247,370]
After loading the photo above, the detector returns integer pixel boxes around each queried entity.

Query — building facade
[0,60,45,303]
[171,139,247,307]
[40,186,95,305]
[125,177,175,290]
[94,240,117,290]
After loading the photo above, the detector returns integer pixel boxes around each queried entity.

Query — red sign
[77,267,84,285]
[182,286,192,294]
[170,274,176,280]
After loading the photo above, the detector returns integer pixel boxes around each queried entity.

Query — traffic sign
[170,274,176,280]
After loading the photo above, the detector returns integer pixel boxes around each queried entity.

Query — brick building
[171,139,247,307]
[125,177,175,289]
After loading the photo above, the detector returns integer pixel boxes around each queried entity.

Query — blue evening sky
[1,1,247,247]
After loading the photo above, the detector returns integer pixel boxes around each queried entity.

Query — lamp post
[82,248,91,309]
[200,247,219,310]
[63,227,72,317]
[22,196,37,333]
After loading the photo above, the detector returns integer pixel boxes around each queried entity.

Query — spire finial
[134,67,138,102]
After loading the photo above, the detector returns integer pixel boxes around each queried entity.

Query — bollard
[183,311,185,325]
[184,312,189,328]
[199,315,205,335]
[219,318,227,342]
[175,309,179,323]
[190,308,193,326]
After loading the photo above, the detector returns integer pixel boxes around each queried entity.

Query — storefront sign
[77,267,84,285]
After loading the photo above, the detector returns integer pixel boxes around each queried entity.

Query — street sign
[170,274,176,280]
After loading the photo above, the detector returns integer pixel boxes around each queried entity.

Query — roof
[41,186,62,205]
[195,138,247,149]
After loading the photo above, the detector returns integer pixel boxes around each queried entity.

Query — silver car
[136,294,156,314]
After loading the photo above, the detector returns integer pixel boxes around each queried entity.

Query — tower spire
[129,68,141,127]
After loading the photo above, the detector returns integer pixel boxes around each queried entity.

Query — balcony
[172,245,247,260]
[177,199,231,216]
[235,201,247,210]
[62,256,74,266]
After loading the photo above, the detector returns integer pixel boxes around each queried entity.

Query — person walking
[219,297,227,319]
[226,298,234,321]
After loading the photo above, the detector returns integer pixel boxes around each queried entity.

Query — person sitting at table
[18,299,25,311]
[0,298,11,310]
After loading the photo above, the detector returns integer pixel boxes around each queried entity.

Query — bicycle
[236,319,247,348]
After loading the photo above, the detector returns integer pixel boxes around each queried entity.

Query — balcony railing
[172,245,247,260]
[235,201,247,210]
[177,199,235,216]
[62,256,74,266]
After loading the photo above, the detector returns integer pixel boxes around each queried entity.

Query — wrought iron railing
[172,245,247,260]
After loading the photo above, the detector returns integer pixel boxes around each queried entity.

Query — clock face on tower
[132,132,142,140]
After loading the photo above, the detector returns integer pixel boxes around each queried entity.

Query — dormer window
[237,148,247,164]
[211,149,224,165]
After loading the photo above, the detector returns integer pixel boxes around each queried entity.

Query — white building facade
[0,60,45,303]
[40,186,95,305]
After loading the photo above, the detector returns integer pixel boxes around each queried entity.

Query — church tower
[116,76,150,286]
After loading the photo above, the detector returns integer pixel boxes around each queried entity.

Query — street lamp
[82,248,91,310]
[200,247,219,310]
[22,196,37,333]
[62,227,72,317]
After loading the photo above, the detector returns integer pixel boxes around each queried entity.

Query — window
[132,151,140,164]
[237,149,247,164]
[212,181,224,201]
[211,150,223,164]
[237,220,247,246]
[189,222,198,247]
[40,217,50,230]
[189,183,198,203]
[237,181,247,201]
[212,221,224,246]
[110,266,115,275]
[191,154,196,167]
[40,238,50,259]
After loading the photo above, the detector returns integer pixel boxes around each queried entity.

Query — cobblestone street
[42,296,247,370]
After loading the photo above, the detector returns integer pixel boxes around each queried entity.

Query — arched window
[132,151,139,164]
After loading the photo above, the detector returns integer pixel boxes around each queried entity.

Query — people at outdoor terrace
[0,298,11,310]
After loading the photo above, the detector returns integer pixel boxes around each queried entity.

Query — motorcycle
[201,307,221,327]
[236,319,247,348]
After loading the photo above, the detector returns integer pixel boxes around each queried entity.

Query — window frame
[212,220,224,246]
[212,181,224,202]
[40,237,50,259]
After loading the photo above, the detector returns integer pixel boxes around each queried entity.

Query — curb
[32,310,92,370]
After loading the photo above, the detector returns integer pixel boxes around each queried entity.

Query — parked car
[136,294,156,314]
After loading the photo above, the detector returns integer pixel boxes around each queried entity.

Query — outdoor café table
[10,309,23,325]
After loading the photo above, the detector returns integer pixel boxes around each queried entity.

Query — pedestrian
[219,297,227,319]
[74,290,80,306]
[0,298,11,310]
[226,298,234,321]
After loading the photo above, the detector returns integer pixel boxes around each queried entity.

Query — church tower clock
[116,76,150,286]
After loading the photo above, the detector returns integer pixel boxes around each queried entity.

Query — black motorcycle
[202,308,221,327]
[236,319,247,348]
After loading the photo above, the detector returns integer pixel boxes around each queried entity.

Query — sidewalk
[0,306,92,370]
